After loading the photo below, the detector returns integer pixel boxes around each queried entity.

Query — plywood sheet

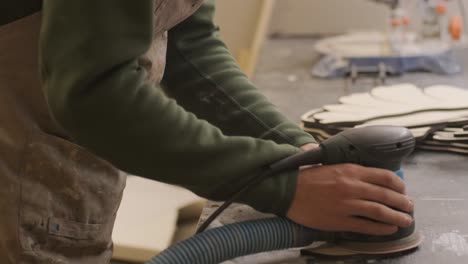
[112,176,203,262]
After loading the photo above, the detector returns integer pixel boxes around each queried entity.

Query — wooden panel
[214,0,275,77]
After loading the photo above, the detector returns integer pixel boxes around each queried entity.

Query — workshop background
[113,0,468,263]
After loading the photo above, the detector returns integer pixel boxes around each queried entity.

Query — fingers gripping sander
[274,125,423,256]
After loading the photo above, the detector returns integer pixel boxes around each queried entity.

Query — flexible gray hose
[145,218,320,264]
[146,170,405,264]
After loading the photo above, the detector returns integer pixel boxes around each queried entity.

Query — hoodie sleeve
[39,0,301,215]
[162,0,316,147]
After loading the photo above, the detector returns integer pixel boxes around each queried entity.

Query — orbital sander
[147,126,422,264]
[273,125,423,257]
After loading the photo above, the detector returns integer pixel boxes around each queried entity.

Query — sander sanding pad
[303,231,423,257]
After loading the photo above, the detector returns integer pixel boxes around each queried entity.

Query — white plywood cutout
[112,176,204,262]
[312,84,468,125]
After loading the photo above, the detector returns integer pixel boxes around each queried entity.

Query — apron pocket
[18,130,126,258]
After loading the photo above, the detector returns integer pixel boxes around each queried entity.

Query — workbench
[199,37,468,264]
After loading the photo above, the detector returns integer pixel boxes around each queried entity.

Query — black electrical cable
[196,169,275,233]
[197,147,324,234]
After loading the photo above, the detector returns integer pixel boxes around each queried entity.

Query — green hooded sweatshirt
[1,0,316,216]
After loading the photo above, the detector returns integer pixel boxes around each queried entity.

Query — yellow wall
[214,0,274,76]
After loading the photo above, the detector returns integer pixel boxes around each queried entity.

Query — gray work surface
[199,37,468,264]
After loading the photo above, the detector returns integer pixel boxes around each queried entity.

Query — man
[0,0,413,263]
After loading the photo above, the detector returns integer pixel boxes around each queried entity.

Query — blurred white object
[315,0,467,59]
[112,176,204,262]
[315,31,452,58]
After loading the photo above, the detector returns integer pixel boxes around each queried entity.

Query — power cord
[196,169,275,233]
[196,147,324,233]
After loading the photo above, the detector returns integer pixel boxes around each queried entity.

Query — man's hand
[287,164,414,236]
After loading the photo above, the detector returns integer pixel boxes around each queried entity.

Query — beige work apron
[0,0,204,263]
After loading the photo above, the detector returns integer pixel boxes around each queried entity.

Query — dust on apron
[0,0,204,263]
